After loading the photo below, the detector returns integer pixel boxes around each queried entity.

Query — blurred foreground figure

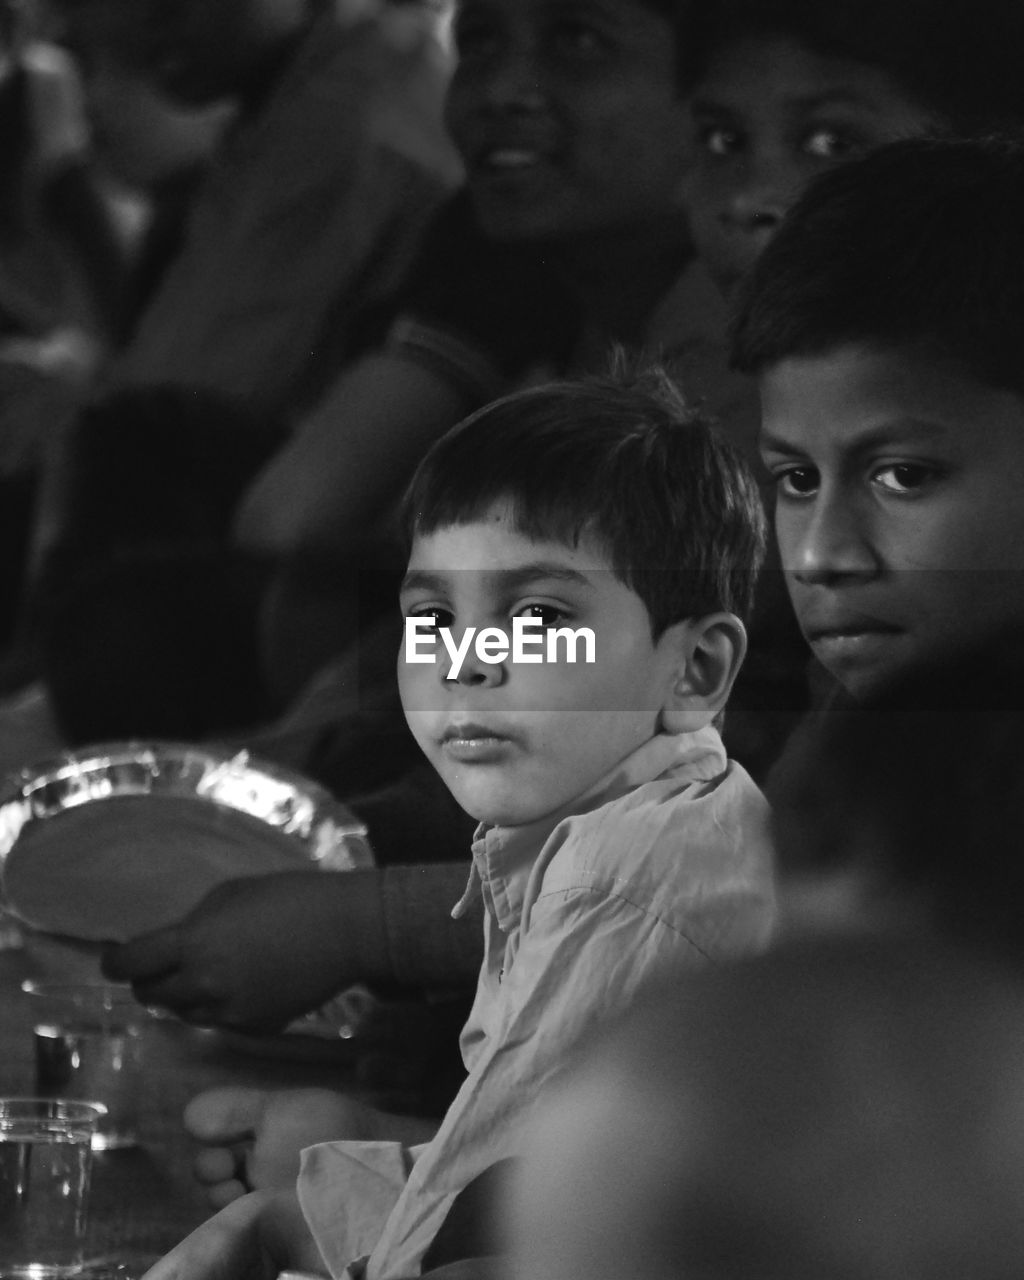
[513,937,1024,1280]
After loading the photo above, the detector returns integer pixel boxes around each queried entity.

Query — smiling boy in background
[666,0,1024,436]
[142,370,774,1280]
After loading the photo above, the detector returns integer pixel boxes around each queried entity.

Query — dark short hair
[677,0,1024,130]
[730,135,1024,398]
[401,369,767,632]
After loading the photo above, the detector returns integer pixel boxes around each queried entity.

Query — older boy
[142,372,775,1280]
[732,135,1024,700]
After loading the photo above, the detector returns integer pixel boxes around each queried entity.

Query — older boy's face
[679,36,937,296]
[444,0,691,242]
[397,507,681,825]
[761,343,1024,697]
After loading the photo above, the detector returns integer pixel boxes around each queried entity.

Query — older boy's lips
[805,623,905,671]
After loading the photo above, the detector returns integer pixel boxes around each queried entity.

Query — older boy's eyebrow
[760,418,953,456]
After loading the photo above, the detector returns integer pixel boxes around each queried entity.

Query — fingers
[187,1088,272,1212]
[194,1145,241,1185]
[193,1145,252,1210]
[207,1178,252,1212]
[185,1086,271,1145]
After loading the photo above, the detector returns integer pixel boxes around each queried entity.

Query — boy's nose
[440,637,506,687]
[724,153,797,236]
[478,47,546,113]
[785,497,881,586]
[726,183,787,236]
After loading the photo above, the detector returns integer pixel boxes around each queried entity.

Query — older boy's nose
[785,497,880,585]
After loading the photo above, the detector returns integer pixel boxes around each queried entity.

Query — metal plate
[0,742,372,941]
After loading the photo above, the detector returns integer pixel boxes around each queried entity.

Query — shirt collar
[451,725,726,922]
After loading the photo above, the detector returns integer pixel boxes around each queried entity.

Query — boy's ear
[659,612,747,734]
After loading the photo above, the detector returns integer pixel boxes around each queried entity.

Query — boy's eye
[801,127,860,161]
[698,124,742,157]
[408,606,454,630]
[514,603,566,628]
[774,466,819,498]
[872,463,934,495]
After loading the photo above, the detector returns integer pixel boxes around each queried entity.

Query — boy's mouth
[481,148,544,171]
[467,128,560,177]
[440,723,518,761]
[442,722,511,743]
[804,623,905,675]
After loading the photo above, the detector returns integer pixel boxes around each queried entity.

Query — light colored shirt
[297,727,775,1278]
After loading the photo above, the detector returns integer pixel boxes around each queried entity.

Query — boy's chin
[455,788,566,829]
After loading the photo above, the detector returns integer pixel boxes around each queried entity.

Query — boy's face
[444,0,691,242]
[398,506,682,826]
[760,343,1024,697]
[679,35,937,296]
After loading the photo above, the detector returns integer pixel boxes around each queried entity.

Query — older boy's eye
[775,466,818,498]
[872,464,933,494]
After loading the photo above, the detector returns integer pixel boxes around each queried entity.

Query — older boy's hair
[678,0,1024,131]
[731,135,1024,398]
[401,370,767,631]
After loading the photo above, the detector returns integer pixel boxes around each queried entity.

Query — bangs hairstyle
[731,135,1024,397]
[677,0,1024,131]
[401,369,766,633]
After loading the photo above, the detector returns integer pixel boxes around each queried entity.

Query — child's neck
[549,215,692,349]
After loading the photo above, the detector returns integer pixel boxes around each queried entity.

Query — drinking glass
[23,982,147,1150]
[0,1097,103,1278]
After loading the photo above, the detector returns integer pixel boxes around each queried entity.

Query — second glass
[22,982,147,1150]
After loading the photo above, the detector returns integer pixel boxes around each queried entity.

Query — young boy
[99,0,696,1042]
[731,135,1024,702]
[142,372,775,1280]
